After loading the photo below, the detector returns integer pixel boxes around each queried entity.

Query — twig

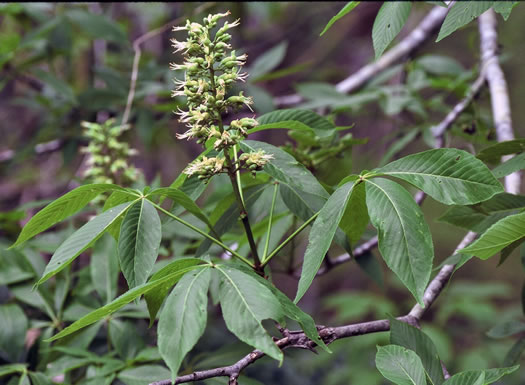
[431,74,486,148]
[479,9,521,194]
[274,4,451,106]
[0,139,63,163]
[121,3,215,125]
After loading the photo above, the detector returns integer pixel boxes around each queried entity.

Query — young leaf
[377,148,503,205]
[215,265,283,362]
[366,179,433,306]
[295,181,355,303]
[11,184,135,248]
[320,2,360,36]
[390,318,444,385]
[37,202,134,286]
[159,267,211,381]
[147,187,214,229]
[459,212,525,259]
[118,199,162,289]
[46,259,206,342]
[375,344,426,385]
[372,2,412,59]
[436,2,493,42]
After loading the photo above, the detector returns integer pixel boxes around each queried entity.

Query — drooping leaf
[103,189,139,240]
[109,319,145,360]
[375,344,426,385]
[117,365,171,385]
[390,318,444,385]
[295,181,355,303]
[477,139,525,164]
[145,258,209,325]
[377,148,503,205]
[11,184,135,248]
[0,364,26,378]
[250,109,336,138]
[90,234,119,303]
[215,265,283,362]
[504,337,525,366]
[492,152,525,178]
[436,2,494,42]
[47,259,206,341]
[37,202,133,285]
[159,267,211,381]
[118,199,162,289]
[0,305,28,362]
[339,181,369,245]
[320,2,360,36]
[147,187,214,229]
[65,9,128,43]
[366,178,433,305]
[249,41,288,80]
[460,212,525,259]
[416,55,466,76]
[487,320,525,339]
[372,2,412,59]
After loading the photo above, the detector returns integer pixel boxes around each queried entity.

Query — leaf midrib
[383,170,499,187]
[133,199,145,286]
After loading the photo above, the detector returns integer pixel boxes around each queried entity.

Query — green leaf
[46,259,205,342]
[375,344,426,385]
[103,189,139,240]
[390,319,444,385]
[145,258,208,324]
[372,2,412,59]
[251,109,336,137]
[295,181,355,303]
[0,305,28,362]
[12,184,134,248]
[38,202,134,285]
[340,181,369,245]
[320,2,360,36]
[377,148,503,205]
[90,234,119,303]
[492,1,519,21]
[504,337,525,366]
[117,365,171,385]
[65,9,128,43]
[27,373,53,385]
[460,212,525,259]
[215,265,283,362]
[147,187,213,229]
[159,267,211,381]
[366,179,433,306]
[416,55,466,76]
[492,152,525,178]
[32,69,77,104]
[487,320,525,338]
[443,366,520,385]
[118,199,162,289]
[0,364,26,378]
[249,41,288,80]
[477,139,525,164]
[109,319,145,360]
[436,2,494,42]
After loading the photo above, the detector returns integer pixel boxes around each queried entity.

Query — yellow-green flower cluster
[81,119,138,186]
[171,11,272,182]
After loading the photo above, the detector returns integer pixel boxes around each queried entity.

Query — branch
[479,9,521,194]
[274,4,451,106]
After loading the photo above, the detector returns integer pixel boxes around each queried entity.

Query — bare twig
[121,3,215,125]
[274,4,451,106]
[479,9,521,194]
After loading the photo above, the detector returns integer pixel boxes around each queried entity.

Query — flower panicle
[171,12,272,181]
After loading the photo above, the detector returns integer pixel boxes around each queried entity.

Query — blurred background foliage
[0,2,525,384]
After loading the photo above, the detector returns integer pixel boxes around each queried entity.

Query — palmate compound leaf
[215,265,284,362]
[11,184,137,248]
[37,202,136,286]
[118,199,162,289]
[366,178,433,306]
[390,318,444,385]
[46,258,206,342]
[375,344,426,385]
[159,267,211,381]
[459,211,525,259]
[295,180,357,303]
[377,148,503,205]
